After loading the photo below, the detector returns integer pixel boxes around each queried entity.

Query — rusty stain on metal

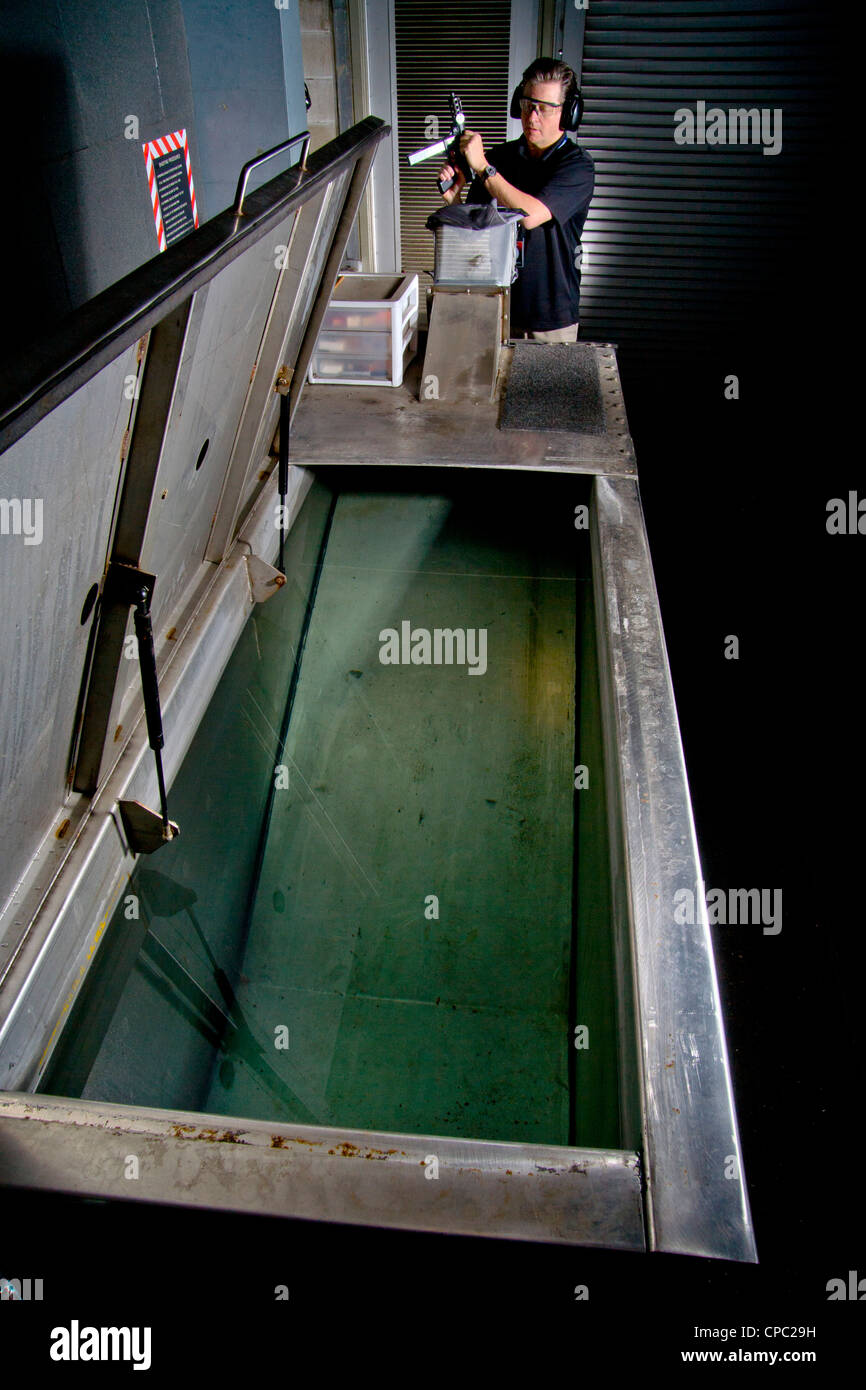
[55,819,71,840]
[270,1135,324,1149]
[161,1126,405,1159]
[321,1141,403,1160]
[168,1124,243,1144]
[113,724,123,742]
[166,628,177,641]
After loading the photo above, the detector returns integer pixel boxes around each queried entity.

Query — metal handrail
[233,131,311,215]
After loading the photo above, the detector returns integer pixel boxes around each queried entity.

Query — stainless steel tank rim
[0,1092,646,1251]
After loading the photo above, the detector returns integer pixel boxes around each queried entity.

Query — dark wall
[575,1,853,1318]
[0,0,306,349]
[181,0,307,219]
[1,0,197,345]
[577,0,828,387]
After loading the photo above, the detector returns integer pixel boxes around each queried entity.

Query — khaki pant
[517,322,579,343]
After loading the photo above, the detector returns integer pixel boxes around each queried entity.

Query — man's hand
[459,130,487,174]
[442,128,553,227]
[438,164,465,204]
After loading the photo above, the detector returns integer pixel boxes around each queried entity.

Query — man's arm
[456,130,553,229]
[476,170,551,228]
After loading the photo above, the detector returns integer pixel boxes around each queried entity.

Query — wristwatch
[479,164,497,183]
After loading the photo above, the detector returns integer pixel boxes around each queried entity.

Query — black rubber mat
[500,342,605,434]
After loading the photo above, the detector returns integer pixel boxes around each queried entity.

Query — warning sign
[142,129,199,251]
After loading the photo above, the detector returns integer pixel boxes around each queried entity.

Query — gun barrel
[406,98,466,170]
[407,136,452,168]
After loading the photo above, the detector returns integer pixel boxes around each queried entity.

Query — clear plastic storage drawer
[309,273,419,386]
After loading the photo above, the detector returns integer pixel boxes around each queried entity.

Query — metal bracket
[104,560,155,607]
[117,800,180,855]
[245,554,287,604]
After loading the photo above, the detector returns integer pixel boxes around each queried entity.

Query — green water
[42,468,622,1149]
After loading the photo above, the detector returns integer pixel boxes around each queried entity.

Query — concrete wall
[300,0,339,151]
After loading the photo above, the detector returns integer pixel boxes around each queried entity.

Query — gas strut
[278,390,289,574]
[115,566,179,855]
[276,366,292,574]
[133,584,172,838]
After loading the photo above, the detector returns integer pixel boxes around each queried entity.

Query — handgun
[406,93,471,194]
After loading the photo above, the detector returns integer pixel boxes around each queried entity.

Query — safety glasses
[519,97,563,115]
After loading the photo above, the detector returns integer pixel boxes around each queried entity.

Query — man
[439,58,594,341]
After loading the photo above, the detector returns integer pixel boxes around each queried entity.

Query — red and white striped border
[142,128,199,251]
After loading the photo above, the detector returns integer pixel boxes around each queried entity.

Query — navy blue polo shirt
[467,135,595,332]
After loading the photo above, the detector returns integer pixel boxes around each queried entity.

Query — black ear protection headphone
[510,67,583,133]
